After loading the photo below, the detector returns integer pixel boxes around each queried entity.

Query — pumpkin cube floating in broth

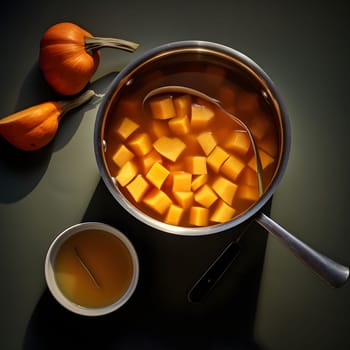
[173,94,191,118]
[165,204,185,225]
[140,149,163,173]
[153,136,186,162]
[236,184,259,202]
[126,175,150,203]
[127,132,152,157]
[248,148,275,171]
[189,206,209,226]
[106,66,278,227]
[210,199,236,223]
[249,112,272,141]
[197,131,217,156]
[212,176,238,206]
[173,191,193,209]
[206,146,230,173]
[221,155,245,182]
[149,96,176,119]
[168,114,190,136]
[112,144,135,168]
[217,83,239,108]
[116,160,138,187]
[240,167,259,188]
[146,162,170,189]
[115,117,139,140]
[235,91,261,116]
[149,120,171,138]
[194,184,218,208]
[185,156,207,175]
[191,174,208,192]
[171,172,192,192]
[259,136,278,158]
[143,189,173,215]
[224,131,251,156]
[190,104,215,129]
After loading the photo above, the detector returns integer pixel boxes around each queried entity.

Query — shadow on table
[24,180,270,350]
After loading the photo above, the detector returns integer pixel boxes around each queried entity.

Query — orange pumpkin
[0,90,94,151]
[39,22,139,96]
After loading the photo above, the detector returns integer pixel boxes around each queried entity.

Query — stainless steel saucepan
[94,41,349,288]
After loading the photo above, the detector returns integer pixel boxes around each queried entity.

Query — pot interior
[95,42,290,235]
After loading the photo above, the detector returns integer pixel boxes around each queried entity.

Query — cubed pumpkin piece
[224,131,251,156]
[168,114,190,136]
[173,191,193,209]
[140,149,163,174]
[191,174,208,191]
[146,162,170,189]
[220,154,245,181]
[126,175,150,202]
[112,144,135,168]
[191,104,215,128]
[204,65,226,87]
[164,204,185,225]
[116,160,138,187]
[239,167,258,187]
[249,112,272,141]
[248,149,275,171]
[189,206,209,226]
[113,97,140,116]
[171,172,192,192]
[149,120,170,138]
[217,83,238,109]
[143,189,173,215]
[115,117,139,140]
[212,176,238,205]
[259,135,278,158]
[186,156,207,175]
[236,91,260,116]
[194,184,218,208]
[115,98,141,119]
[164,159,184,173]
[206,146,229,173]
[210,200,236,223]
[197,131,217,155]
[183,134,202,154]
[127,132,152,157]
[174,94,191,118]
[236,184,259,202]
[149,96,176,120]
[153,136,186,162]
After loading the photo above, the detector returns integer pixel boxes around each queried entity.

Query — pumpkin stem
[58,89,95,118]
[85,36,139,54]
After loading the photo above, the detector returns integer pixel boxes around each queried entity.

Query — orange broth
[54,229,134,308]
[105,60,279,227]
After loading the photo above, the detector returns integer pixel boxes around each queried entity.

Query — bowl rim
[45,222,139,316]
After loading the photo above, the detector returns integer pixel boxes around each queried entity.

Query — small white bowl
[45,222,139,316]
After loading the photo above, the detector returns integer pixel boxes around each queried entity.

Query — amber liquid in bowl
[54,229,134,308]
[104,54,280,227]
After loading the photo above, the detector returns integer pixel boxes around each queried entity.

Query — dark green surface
[1,1,349,349]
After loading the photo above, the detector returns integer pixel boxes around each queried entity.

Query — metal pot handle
[255,212,349,288]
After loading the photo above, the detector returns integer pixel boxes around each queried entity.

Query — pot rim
[94,40,291,235]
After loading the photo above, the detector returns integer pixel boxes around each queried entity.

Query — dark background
[1,1,349,349]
